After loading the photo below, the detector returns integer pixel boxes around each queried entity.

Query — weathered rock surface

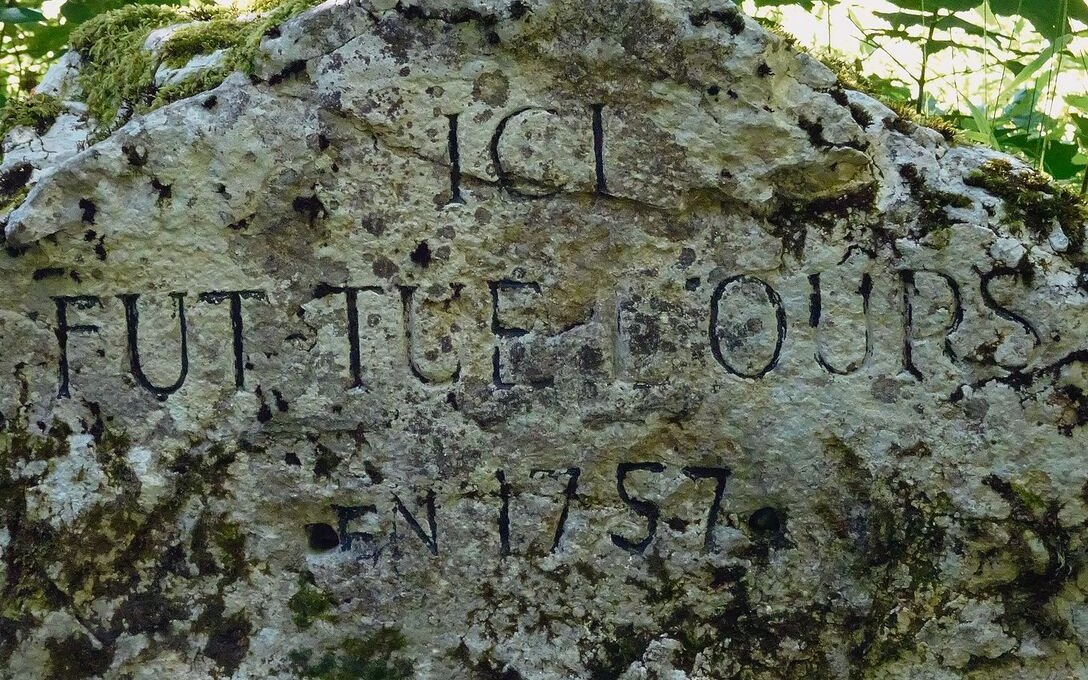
[1,1,1087,678]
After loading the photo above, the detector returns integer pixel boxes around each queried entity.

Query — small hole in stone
[305,523,339,551]
[748,507,782,533]
[285,452,301,466]
[202,95,218,109]
[707,85,720,96]
[685,277,701,291]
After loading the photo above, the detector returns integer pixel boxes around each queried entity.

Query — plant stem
[916,11,939,114]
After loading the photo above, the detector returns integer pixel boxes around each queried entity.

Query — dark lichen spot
[45,634,112,680]
[202,95,218,108]
[757,62,774,77]
[509,0,530,19]
[410,241,432,267]
[78,198,97,224]
[285,451,301,466]
[293,194,328,225]
[121,143,147,166]
[203,611,252,673]
[150,177,172,204]
[706,85,720,96]
[32,267,65,281]
[689,9,745,34]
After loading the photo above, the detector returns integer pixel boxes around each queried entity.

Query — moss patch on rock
[966,158,1087,253]
[70,4,186,124]
[0,94,62,139]
[289,628,412,679]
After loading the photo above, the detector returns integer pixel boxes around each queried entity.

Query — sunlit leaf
[0,7,44,24]
[989,0,1088,42]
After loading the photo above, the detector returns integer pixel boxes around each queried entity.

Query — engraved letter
[446,113,465,205]
[531,467,581,553]
[392,490,438,556]
[119,293,189,400]
[53,295,101,398]
[490,280,549,389]
[683,466,731,553]
[709,275,786,378]
[398,285,462,384]
[808,272,873,375]
[611,462,665,555]
[198,290,268,389]
[313,283,382,389]
[900,269,963,380]
[979,266,1041,370]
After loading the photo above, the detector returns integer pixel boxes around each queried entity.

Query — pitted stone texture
[1,1,1087,679]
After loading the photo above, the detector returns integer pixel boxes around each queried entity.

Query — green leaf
[996,34,1071,102]
[1066,94,1088,111]
[0,7,44,23]
[989,0,1088,41]
[883,0,982,12]
[875,10,1006,37]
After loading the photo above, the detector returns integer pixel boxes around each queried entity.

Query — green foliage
[747,0,1088,191]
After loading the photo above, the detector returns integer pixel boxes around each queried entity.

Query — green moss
[67,0,322,130]
[965,158,1087,253]
[290,628,412,680]
[288,579,335,629]
[70,5,186,124]
[0,94,62,138]
[160,17,246,68]
[224,0,324,74]
[150,65,231,110]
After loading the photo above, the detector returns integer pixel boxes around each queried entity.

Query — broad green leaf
[883,0,982,12]
[989,0,1088,41]
[1066,94,1088,111]
[875,10,1007,37]
[996,35,1071,103]
[0,7,44,23]
[1072,153,1088,166]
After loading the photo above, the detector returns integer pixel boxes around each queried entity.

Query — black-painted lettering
[489,107,560,199]
[496,469,511,557]
[398,285,462,384]
[53,295,101,398]
[709,275,786,378]
[611,462,665,555]
[446,113,465,205]
[900,269,963,380]
[489,280,549,389]
[119,293,188,400]
[392,490,438,556]
[809,272,873,375]
[979,266,1041,370]
[314,283,382,388]
[531,467,581,553]
[198,290,268,389]
[592,103,608,195]
[332,503,378,552]
[682,466,730,553]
